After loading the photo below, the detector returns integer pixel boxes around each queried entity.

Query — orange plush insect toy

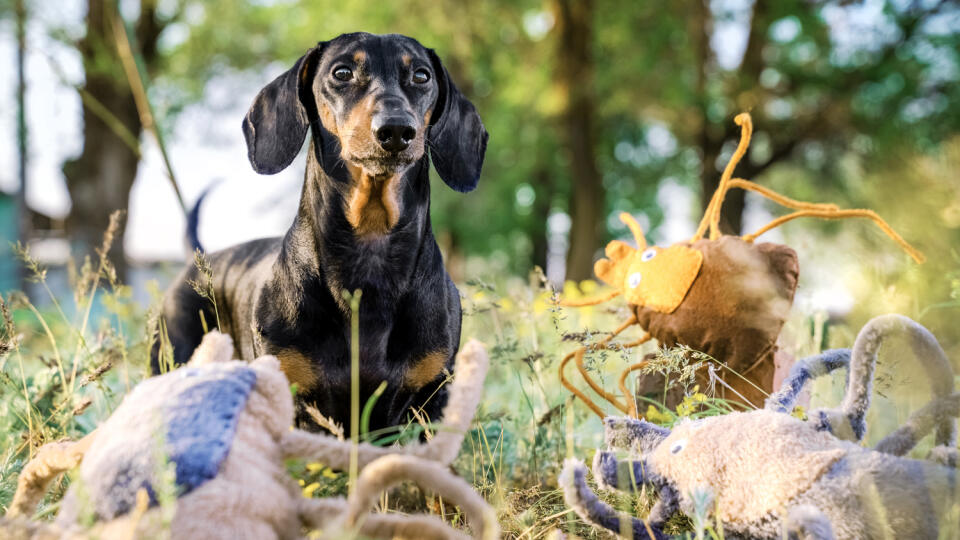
[560,112,925,419]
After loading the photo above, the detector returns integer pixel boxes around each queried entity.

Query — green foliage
[141,0,960,271]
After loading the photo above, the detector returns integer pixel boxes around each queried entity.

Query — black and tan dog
[152,33,488,434]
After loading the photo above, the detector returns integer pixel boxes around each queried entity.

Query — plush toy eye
[412,68,431,84]
[628,272,642,289]
[669,439,687,454]
[333,66,353,81]
[641,248,657,262]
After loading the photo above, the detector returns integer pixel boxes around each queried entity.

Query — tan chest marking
[275,350,319,390]
[345,170,400,236]
[404,350,450,389]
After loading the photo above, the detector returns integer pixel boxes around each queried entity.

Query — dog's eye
[412,68,431,84]
[333,66,353,81]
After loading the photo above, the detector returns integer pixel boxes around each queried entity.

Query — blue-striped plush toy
[5,332,497,540]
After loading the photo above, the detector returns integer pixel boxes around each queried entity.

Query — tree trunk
[529,157,553,272]
[63,0,161,279]
[554,0,603,282]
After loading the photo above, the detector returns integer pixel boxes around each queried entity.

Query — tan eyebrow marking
[401,54,412,66]
[353,50,366,63]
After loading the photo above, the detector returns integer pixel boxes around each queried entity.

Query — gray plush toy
[561,314,960,539]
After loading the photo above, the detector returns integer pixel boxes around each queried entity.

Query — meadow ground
[1,225,958,539]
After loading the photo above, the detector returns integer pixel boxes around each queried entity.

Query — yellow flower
[645,404,673,424]
[321,468,339,480]
[791,405,807,420]
[579,279,599,294]
[532,291,555,315]
[302,482,321,497]
[306,462,325,473]
[562,280,582,300]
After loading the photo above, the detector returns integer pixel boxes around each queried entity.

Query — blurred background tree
[2,0,958,285]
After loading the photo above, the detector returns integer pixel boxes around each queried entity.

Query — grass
[1,221,959,538]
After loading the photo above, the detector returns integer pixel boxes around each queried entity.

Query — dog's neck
[274,137,434,313]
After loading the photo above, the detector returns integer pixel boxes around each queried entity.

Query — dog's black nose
[375,122,416,153]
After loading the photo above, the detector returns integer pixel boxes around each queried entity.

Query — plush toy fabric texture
[55,333,301,539]
[634,236,798,406]
[72,363,258,520]
[7,331,497,540]
[562,314,960,540]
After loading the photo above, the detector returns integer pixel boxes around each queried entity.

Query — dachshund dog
[152,33,488,434]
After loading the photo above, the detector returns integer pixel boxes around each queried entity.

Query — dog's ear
[242,44,325,175]
[426,49,489,193]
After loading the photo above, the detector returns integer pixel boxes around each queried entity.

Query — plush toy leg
[851,315,953,443]
[8,430,97,518]
[591,451,679,528]
[875,392,960,466]
[764,349,851,413]
[802,315,957,446]
[559,459,667,540]
[340,454,498,540]
[784,505,836,540]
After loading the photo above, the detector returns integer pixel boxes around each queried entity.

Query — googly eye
[627,272,642,288]
[641,248,657,262]
[669,439,687,454]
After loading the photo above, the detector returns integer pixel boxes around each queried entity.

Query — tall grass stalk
[344,288,362,496]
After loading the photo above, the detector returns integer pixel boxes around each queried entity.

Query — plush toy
[559,113,925,418]
[560,314,960,539]
[2,332,497,540]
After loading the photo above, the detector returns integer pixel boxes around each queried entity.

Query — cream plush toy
[2,332,497,540]
[561,314,960,539]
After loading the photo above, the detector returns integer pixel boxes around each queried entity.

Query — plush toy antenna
[692,112,924,263]
[619,212,648,249]
[693,112,753,242]
[742,208,925,264]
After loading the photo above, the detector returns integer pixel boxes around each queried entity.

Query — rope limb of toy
[3,334,496,540]
[694,112,924,263]
[558,314,655,417]
[298,498,470,540]
[279,338,488,469]
[343,454,498,540]
[8,430,98,518]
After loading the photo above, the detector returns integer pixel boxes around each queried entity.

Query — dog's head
[242,32,488,193]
